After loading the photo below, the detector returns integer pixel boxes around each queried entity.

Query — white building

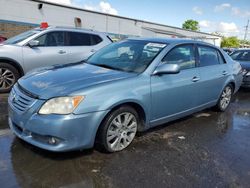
[0,0,222,46]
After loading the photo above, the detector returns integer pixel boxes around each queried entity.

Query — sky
[44,0,250,40]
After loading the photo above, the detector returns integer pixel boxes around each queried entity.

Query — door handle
[222,71,228,75]
[90,49,96,53]
[58,50,66,54]
[192,76,200,82]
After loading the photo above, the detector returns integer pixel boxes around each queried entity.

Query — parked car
[230,49,250,87]
[0,26,112,93]
[222,47,235,54]
[0,35,7,43]
[8,38,242,152]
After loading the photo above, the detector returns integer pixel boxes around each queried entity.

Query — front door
[151,44,200,123]
[22,31,68,73]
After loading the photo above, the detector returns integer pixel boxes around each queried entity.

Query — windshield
[4,30,41,45]
[230,51,250,62]
[87,40,167,73]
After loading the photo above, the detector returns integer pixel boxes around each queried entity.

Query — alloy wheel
[106,112,137,151]
[220,86,232,110]
[0,68,16,90]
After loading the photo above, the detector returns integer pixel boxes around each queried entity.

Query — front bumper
[8,104,108,152]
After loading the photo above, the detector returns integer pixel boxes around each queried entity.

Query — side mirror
[28,40,40,48]
[153,64,180,75]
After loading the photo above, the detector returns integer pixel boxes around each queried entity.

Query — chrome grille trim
[9,85,37,113]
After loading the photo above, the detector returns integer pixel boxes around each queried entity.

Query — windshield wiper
[92,63,124,72]
[97,64,115,69]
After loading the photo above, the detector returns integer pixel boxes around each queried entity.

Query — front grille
[9,85,37,113]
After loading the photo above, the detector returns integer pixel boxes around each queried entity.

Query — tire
[0,62,20,93]
[96,105,139,153]
[216,84,233,112]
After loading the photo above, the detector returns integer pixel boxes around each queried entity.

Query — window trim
[216,50,226,64]
[161,43,197,70]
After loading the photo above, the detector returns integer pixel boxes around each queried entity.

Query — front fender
[73,75,151,125]
[0,57,24,76]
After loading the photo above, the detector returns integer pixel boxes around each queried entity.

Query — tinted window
[230,51,250,61]
[36,32,65,47]
[67,32,91,46]
[91,35,103,45]
[162,44,195,70]
[198,46,221,67]
[66,32,102,46]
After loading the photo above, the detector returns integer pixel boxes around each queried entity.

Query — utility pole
[243,19,249,41]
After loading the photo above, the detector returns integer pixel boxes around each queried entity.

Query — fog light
[48,137,57,145]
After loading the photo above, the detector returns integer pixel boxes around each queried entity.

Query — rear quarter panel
[222,51,243,93]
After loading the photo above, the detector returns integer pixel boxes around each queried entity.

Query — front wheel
[216,84,233,112]
[97,106,139,152]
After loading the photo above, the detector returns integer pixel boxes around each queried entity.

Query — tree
[182,19,200,31]
[221,36,240,48]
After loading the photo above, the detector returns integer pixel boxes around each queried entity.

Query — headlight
[39,96,84,115]
[242,69,247,75]
[242,69,250,76]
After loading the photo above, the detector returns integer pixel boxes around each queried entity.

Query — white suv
[0,26,112,92]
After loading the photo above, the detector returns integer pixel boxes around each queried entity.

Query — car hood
[18,63,136,99]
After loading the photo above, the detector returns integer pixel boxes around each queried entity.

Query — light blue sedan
[8,38,243,152]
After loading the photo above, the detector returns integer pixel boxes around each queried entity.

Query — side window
[162,44,195,70]
[91,34,103,45]
[217,51,226,64]
[35,32,65,47]
[198,46,221,67]
[67,32,91,46]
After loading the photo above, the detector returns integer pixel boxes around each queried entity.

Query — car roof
[127,37,216,46]
[233,48,250,52]
[34,26,108,36]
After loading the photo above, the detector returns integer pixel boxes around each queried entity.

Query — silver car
[0,26,112,93]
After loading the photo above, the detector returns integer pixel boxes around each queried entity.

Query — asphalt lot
[0,89,250,188]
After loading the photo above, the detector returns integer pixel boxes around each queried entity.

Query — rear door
[151,44,200,121]
[64,31,106,63]
[196,45,230,105]
[22,31,68,72]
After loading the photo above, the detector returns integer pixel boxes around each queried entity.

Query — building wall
[0,20,37,38]
[0,0,221,46]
